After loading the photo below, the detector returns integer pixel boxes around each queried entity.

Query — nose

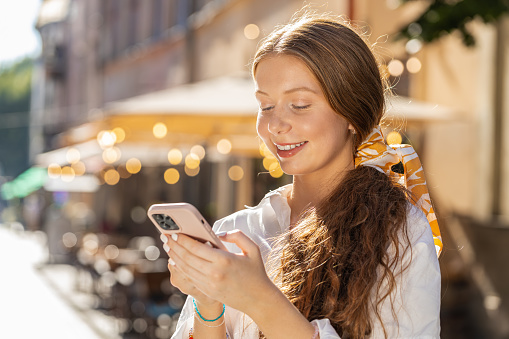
[268,109,291,135]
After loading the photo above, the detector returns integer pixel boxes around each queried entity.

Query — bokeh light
[71,161,86,176]
[405,38,423,54]
[269,162,284,178]
[217,138,232,154]
[126,158,142,174]
[62,232,78,248]
[259,142,271,157]
[228,165,244,181]
[190,145,206,160]
[104,244,120,260]
[167,148,183,165]
[133,318,148,333]
[131,206,147,223]
[244,24,260,39]
[145,245,160,261]
[112,127,126,143]
[102,147,121,164]
[47,163,61,178]
[185,153,200,169]
[157,314,173,328]
[388,59,404,77]
[386,131,403,145]
[185,165,200,177]
[153,122,168,139]
[263,156,278,171]
[115,266,135,285]
[104,169,120,185]
[118,164,132,179]
[97,130,117,148]
[66,148,81,164]
[61,166,76,182]
[406,57,422,74]
[164,168,180,184]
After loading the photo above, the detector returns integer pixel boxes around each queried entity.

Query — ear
[348,124,356,134]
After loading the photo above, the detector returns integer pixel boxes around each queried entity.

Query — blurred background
[0,0,508,338]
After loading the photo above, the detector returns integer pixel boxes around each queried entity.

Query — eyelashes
[260,104,311,112]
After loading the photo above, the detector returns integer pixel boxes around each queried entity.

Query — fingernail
[163,244,170,252]
[215,231,227,237]
[169,258,175,266]
[160,234,168,243]
[171,233,178,241]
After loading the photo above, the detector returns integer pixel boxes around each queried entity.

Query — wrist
[193,298,225,322]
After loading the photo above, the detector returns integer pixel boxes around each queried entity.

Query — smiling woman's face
[254,54,355,180]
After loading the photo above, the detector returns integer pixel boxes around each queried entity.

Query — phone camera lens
[153,214,179,231]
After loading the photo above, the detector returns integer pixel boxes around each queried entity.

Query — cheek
[256,114,268,140]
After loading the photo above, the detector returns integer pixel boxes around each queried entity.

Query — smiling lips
[274,141,307,158]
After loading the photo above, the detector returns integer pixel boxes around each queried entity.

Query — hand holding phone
[147,203,226,250]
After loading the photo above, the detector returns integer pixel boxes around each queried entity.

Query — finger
[217,230,260,257]
[168,240,211,281]
[169,233,223,263]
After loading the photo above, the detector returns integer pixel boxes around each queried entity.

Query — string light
[104,169,120,185]
[185,165,200,177]
[406,57,422,73]
[168,149,183,165]
[244,24,260,40]
[269,162,284,178]
[71,161,86,176]
[387,59,404,77]
[217,139,232,154]
[185,153,200,169]
[66,148,81,164]
[228,165,244,181]
[112,127,126,143]
[164,168,180,184]
[47,163,61,178]
[126,158,142,174]
[153,122,167,139]
[190,145,206,160]
[386,131,403,145]
[102,147,121,164]
[61,166,76,182]
[97,130,117,148]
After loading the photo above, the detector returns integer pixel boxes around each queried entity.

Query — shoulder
[405,203,434,248]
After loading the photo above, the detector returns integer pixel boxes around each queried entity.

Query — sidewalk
[0,224,119,339]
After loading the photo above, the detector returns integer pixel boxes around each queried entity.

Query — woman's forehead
[254,55,321,95]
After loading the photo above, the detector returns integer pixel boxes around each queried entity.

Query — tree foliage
[0,58,33,177]
[397,0,509,46]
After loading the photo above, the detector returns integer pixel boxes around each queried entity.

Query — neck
[288,164,353,225]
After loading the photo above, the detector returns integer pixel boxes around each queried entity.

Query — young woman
[162,12,442,339]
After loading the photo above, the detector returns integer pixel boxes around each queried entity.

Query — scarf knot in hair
[355,126,442,256]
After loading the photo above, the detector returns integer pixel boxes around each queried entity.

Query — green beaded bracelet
[192,298,225,322]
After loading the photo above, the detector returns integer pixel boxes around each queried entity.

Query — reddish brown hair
[253,12,410,338]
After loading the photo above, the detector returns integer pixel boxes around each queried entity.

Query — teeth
[276,142,305,151]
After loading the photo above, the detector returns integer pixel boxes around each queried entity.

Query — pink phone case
[147,203,224,249]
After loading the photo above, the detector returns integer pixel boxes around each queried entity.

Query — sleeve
[171,217,246,338]
[312,206,441,339]
[171,296,193,338]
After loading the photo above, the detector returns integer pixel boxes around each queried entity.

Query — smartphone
[147,202,226,250]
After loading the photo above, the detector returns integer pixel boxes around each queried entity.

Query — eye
[291,104,311,110]
[260,106,274,112]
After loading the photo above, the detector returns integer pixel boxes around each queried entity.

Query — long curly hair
[252,12,411,338]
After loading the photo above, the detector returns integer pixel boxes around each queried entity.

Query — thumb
[217,230,259,257]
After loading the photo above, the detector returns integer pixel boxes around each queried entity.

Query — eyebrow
[255,86,319,96]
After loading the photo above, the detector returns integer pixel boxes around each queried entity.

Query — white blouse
[171,185,441,338]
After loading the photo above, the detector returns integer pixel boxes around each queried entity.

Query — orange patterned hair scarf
[355,126,442,257]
